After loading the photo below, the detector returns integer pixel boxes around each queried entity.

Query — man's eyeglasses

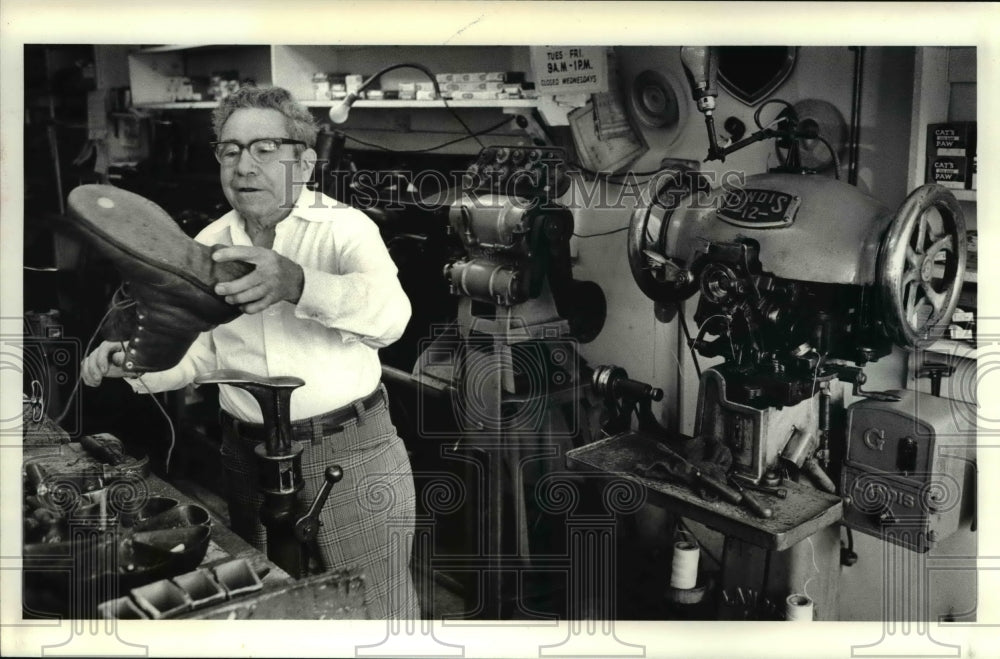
[210,138,306,165]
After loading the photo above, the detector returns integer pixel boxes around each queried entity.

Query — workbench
[21,412,291,618]
[567,431,843,551]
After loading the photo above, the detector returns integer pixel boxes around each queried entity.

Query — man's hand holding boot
[212,246,305,314]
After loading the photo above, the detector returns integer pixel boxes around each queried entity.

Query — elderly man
[81,85,418,619]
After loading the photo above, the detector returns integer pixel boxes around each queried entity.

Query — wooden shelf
[951,189,976,202]
[922,339,978,360]
[128,45,540,119]
[133,101,217,110]
[135,99,536,112]
[302,99,537,110]
[138,45,214,54]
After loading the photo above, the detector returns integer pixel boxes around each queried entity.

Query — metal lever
[294,466,344,542]
[828,364,902,402]
[916,361,955,397]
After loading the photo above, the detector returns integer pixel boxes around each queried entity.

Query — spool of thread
[785,593,814,621]
[669,541,700,589]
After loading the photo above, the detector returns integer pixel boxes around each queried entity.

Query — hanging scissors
[25,380,44,423]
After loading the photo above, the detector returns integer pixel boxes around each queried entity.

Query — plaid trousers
[219,386,420,619]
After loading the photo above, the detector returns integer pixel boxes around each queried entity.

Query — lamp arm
[360,62,441,97]
[330,62,441,124]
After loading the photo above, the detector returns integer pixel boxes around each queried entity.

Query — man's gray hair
[212,86,318,148]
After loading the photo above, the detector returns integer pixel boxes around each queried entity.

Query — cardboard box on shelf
[927,122,976,156]
[436,71,526,83]
[927,155,970,189]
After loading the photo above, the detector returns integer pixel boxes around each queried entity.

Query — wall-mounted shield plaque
[717,46,798,106]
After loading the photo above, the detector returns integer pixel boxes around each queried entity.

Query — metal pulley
[877,184,966,348]
[626,171,706,305]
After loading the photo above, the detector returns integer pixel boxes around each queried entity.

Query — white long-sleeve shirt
[129,188,411,423]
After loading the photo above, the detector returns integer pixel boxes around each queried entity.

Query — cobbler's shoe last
[67,184,252,374]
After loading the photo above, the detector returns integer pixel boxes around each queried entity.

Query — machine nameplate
[717,188,800,228]
[851,477,918,509]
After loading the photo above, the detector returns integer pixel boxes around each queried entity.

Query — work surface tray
[566,431,843,551]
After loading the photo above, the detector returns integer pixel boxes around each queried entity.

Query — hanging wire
[52,286,135,425]
[817,136,842,179]
[803,535,821,601]
[353,62,486,149]
[571,163,683,180]
[753,99,796,130]
[50,285,178,474]
[573,225,630,239]
[128,359,178,475]
[677,305,702,380]
[342,117,512,154]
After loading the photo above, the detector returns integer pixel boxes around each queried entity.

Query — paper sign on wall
[529,46,609,95]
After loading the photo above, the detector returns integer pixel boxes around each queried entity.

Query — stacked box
[345,74,365,95]
[927,156,969,190]
[436,71,525,83]
[433,71,530,99]
[926,122,976,189]
[322,71,531,102]
[312,73,351,100]
[312,73,331,101]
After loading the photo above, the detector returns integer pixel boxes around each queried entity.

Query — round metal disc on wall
[776,99,848,172]
[629,69,681,129]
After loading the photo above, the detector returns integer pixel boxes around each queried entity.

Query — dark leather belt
[221,386,385,445]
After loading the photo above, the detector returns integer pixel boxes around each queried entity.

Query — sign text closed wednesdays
[529,46,608,95]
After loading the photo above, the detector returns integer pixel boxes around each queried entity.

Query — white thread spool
[785,593,814,621]
[669,541,700,589]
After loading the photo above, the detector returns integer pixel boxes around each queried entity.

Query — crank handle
[293,465,344,543]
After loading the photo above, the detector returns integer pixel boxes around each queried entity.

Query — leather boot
[67,184,253,374]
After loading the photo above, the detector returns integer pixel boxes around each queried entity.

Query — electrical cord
[677,305,702,380]
[342,117,512,154]
[758,97,841,179]
[573,225,630,238]
[128,359,177,475]
[50,286,178,474]
[52,288,135,426]
[803,536,821,601]
[817,136,842,179]
[572,163,680,180]
[570,163,706,193]
[354,63,485,149]
[754,99,795,131]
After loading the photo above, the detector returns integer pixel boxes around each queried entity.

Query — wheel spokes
[914,212,929,252]
[925,234,953,260]
[883,185,965,345]
[904,278,919,326]
[921,281,947,316]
